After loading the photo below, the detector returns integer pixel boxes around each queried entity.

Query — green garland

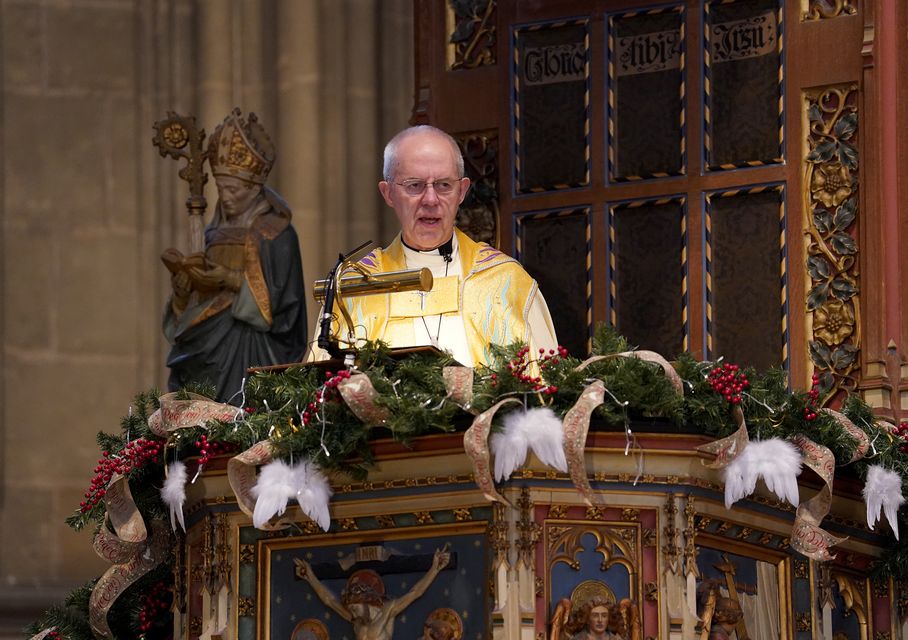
[29,325,908,638]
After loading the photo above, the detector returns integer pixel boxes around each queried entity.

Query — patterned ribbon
[227,440,287,530]
[28,630,56,640]
[574,350,684,395]
[790,435,847,561]
[443,366,475,409]
[463,398,521,505]
[337,373,390,426]
[695,406,749,469]
[88,474,171,639]
[147,392,241,437]
[563,380,607,506]
[821,408,870,463]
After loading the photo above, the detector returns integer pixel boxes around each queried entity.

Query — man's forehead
[397,135,456,162]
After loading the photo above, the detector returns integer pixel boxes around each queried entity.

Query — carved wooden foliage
[456,131,499,246]
[804,84,860,404]
[802,0,857,21]
[448,0,497,70]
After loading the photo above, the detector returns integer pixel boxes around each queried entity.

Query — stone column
[275,0,323,325]
[196,0,235,210]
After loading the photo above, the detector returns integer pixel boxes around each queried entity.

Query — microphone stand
[317,253,345,359]
[316,240,376,360]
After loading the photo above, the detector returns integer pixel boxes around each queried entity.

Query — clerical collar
[401,235,454,262]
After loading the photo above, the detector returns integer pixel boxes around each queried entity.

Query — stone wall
[0,1,413,636]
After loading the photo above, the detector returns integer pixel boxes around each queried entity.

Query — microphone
[317,253,345,358]
[317,240,376,358]
[439,236,454,263]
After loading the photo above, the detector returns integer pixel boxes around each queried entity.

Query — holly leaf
[813,209,833,234]
[834,113,857,140]
[809,340,834,369]
[833,199,856,232]
[807,255,833,280]
[831,344,858,370]
[830,278,858,300]
[806,141,836,163]
[830,232,858,255]
[807,282,830,310]
[838,141,858,170]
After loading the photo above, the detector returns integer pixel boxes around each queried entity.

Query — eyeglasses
[394,177,463,196]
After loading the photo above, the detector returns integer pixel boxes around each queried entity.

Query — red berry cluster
[804,373,821,421]
[302,370,352,425]
[79,439,163,513]
[500,346,558,395]
[708,363,749,405]
[46,632,61,640]
[893,422,908,454]
[195,434,237,467]
[538,346,570,371]
[136,579,171,634]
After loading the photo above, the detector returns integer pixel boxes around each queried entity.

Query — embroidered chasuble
[310,228,557,368]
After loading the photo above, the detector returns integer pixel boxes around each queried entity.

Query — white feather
[161,461,188,531]
[292,459,333,531]
[251,460,297,529]
[491,411,531,482]
[491,407,566,481]
[722,438,802,508]
[522,407,567,472]
[863,464,905,540]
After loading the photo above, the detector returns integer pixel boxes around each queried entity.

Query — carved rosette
[802,0,857,21]
[456,131,499,246]
[804,84,860,404]
[447,0,497,70]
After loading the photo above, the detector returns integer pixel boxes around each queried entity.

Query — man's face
[348,602,377,622]
[589,605,609,635]
[378,132,470,250]
[215,175,260,220]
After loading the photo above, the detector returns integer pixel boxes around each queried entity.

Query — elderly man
[313,125,556,367]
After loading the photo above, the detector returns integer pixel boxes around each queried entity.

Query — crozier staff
[309,125,556,366]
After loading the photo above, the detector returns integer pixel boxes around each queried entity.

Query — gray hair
[382,125,465,181]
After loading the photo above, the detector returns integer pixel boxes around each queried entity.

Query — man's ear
[378,181,394,207]
[457,177,472,205]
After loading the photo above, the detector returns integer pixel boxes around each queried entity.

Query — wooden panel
[707,187,786,371]
[513,19,591,192]
[704,0,784,169]
[610,198,686,358]
[609,5,685,180]
[516,207,591,356]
